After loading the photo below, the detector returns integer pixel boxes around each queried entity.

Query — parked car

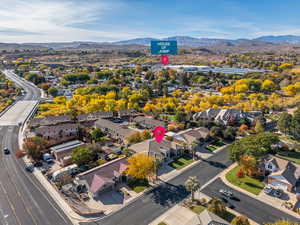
[219,189,233,198]
[3,148,10,155]
[33,161,43,167]
[25,164,34,172]
[274,189,284,198]
[263,185,273,195]
[43,153,53,164]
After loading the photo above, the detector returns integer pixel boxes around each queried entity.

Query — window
[268,164,273,169]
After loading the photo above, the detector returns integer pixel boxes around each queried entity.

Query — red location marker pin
[153,126,166,143]
[161,56,169,65]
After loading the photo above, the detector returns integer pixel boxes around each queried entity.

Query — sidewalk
[219,163,300,220]
[149,192,259,225]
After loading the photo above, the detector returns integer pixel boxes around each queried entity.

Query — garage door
[271,180,288,190]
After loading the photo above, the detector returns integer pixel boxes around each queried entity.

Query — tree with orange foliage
[239,124,248,132]
[239,155,258,177]
[126,154,155,180]
[236,168,245,179]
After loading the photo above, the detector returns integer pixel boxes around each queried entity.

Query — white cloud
[0,0,138,42]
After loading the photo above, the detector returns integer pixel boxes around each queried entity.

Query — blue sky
[1,0,300,42]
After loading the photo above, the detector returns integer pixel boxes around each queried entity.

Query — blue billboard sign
[151,40,177,55]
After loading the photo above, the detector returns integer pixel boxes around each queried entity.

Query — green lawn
[128,179,150,193]
[190,205,206,214]
[169,155,194,170]
[189,204,235,223]
[276,151,300,165]
[206,145,217,152]
[211,140,226,147]
[157,222,167,225]
[225,166,264,195]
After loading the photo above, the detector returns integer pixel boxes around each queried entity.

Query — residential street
[202,178,300,224]
[81,148,232,225]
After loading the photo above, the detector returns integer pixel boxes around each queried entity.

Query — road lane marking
[0,182,22,225]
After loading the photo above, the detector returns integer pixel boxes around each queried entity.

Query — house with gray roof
[28,115,73,128]
[264,155,300,192]
[94,118,136,143]
[50,140,84,166]
[133,116,166,129]
[193,108,261,125]
[174,127,210,146]
[27,123,79,144]
[129,139,184,163]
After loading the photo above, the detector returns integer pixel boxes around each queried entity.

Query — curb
[220,164,300,220]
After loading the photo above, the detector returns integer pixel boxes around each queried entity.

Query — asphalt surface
[0,70,72,225]
[82,148,232,225]
[202,178,300,224]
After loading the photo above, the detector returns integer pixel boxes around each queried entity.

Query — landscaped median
[225,165,264,195]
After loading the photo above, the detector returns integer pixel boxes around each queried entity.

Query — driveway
[201,178,300,224]
[96,190,125,205]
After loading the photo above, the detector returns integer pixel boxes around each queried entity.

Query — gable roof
[178,127,210,144]
[133,116,165,128]
[267,156,300,186]
[129,139,182,158]
[29,115,73,127]
[77,157,128,194]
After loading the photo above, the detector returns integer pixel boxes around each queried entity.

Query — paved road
[0,100,38,126]
[0,70,72,225]
[202,178,300,224]
[81,149,232,225]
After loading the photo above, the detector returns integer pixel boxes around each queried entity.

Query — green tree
[48,87,58,97]
[231,215,250,225]
[90,128,105,142]
[277,112,292,135]
[190,140,199,160]
[290,108,300,140]
[229,132,279,162]
[71,146,95,166]
[207,198,227,218]
[223,127,237,140]
[185,176,200,201]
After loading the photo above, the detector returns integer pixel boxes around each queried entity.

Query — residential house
[50,140,85,167]
[129,139,184,163]
[94,118,136,143]
[77,111,114,124]
[75,157,128,197]
[185,209,230,225]
[30,123,79,143]
[117,109,137,120]
[173,127,210,146]
[263,155,300,192]
[28,115,73,128]
[133,116,166,129]
[193,108,261,125]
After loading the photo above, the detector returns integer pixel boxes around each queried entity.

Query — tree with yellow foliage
[126,154,155,180]
[262,79,276,92]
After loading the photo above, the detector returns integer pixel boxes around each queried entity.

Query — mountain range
[1,35,300,50]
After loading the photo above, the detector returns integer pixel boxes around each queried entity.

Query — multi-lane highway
[0,70,72,225]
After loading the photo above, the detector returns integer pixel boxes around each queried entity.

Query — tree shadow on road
[147,182,188,207]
